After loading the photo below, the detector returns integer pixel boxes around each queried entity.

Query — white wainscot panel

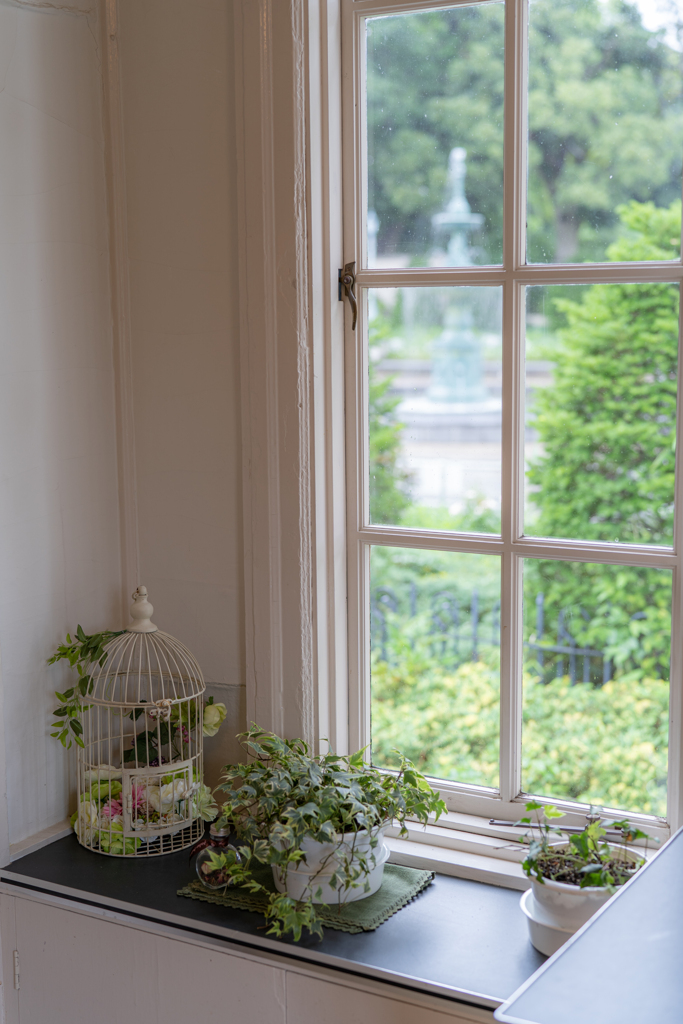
[285,973,495,1024]
[7,896,287,1024]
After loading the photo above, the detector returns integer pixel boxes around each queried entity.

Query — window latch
[338,261,357,330]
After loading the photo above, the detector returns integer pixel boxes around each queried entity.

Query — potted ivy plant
[519,800,652,954]
[205,726,446,940]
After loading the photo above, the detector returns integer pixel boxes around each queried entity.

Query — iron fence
[371,587,612,684]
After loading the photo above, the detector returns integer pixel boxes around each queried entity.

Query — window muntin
[344,0,683,831]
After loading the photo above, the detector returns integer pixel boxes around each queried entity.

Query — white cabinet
[0,891,493,1024]
[286,973,494,1024]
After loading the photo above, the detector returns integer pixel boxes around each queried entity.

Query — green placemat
[177,863,434,934]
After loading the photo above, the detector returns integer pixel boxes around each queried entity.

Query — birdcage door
[121,759,196,839]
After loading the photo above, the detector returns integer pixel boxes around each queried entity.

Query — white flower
[203,702,227,737]
[147,779,190,812]
[74,800,99,842]
[145,785,162,812]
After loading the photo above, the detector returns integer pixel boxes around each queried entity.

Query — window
[341,0,683,840]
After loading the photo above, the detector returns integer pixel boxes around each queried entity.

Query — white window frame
[340,0,683,845]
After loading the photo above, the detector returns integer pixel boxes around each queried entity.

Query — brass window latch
[338,261,357,330]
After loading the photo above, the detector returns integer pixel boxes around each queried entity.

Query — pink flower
[101,799,123,819]
[131,785,148,813]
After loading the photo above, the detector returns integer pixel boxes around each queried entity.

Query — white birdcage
[75,586,205,857]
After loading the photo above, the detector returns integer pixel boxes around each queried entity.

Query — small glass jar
[194,823,241,890]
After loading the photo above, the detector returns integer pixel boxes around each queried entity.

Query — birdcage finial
[127,585,158,633]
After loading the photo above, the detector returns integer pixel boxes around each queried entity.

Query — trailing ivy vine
[47,627,125,748]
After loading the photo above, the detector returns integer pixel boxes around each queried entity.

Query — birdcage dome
[90,587,204,707]
[75,587,207,858]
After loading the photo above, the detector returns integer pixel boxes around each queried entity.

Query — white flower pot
[524,843,642,954]
[272,828,389,904]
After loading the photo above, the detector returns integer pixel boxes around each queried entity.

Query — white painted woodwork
[115,0,245,721]
[0,890,493,1024]
[2,894,288,1024]
[233,0,350,751]
[286,973,494,1023]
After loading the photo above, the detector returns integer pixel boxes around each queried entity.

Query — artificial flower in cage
[193,783,219,822]
[203,700,227,737]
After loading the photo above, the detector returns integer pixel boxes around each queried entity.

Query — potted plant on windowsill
[519,800,652,956]
[204,726,446,941]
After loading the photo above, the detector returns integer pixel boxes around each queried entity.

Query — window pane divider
[357,528,678,567]
[355,262,683,288]
[351,0,502,15]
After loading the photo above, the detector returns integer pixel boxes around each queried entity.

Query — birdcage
[75,586,205,857]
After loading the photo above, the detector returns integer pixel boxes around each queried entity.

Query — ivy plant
[520,800,652,890]
[210,726,447,941]
[47,627,125,748]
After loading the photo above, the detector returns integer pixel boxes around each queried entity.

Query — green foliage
[48,627,125,748]
[526,201,681,681]
[369,369,412,524]
[367,3,505,260]
[401,497,501,535]
[212,726,446,941]
[520,801,650,889]
[369,304,413,525]
[372,645,668,816]
[367,0,683,263]
[371,543,500,611]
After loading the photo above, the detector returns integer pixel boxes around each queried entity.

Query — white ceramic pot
[520,888,574,957]
[272,828,389,904]
[529,843,642,932]
[523,843,643,954]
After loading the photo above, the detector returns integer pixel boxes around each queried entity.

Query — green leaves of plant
[521,800,650,889]
[212,725,445,942]
[48,627,125,749]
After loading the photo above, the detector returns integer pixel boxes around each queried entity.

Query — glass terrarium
[194,823,241,890]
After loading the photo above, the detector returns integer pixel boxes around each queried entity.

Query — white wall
[118,0,245,780]
[0,0,122,851]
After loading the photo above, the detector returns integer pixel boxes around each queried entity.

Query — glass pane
[527,0,683,264]
[525,280,679,545]
[523,559,671,817]
[365,3,504,269]
[371,545,501,787]
[369,286,502,532]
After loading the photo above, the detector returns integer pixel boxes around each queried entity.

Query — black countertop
[495,826,682,1024]
[1,835,544,1010]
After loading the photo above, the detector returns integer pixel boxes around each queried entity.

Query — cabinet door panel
[154,928,286,1022]
[13,898,287,1024]
[286,973,493,1024]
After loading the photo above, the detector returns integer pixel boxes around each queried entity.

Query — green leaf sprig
[48,627,125,748]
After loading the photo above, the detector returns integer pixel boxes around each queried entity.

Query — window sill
[386,835,528,891]
[385,810,657,891]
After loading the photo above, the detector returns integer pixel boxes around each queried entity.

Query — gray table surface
[1,834,544,1009]
[495,827,681,1024]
